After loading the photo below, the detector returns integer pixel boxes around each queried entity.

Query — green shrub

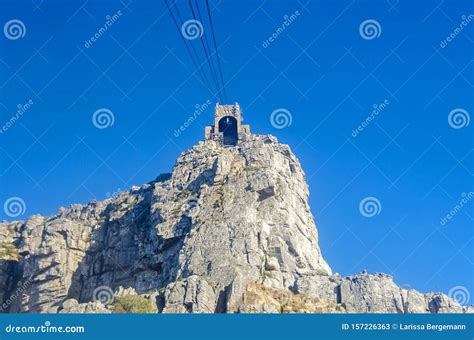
[263,271,273,279]
[0,242,20,261]
[112,294,157,314]
[315,269,329,276]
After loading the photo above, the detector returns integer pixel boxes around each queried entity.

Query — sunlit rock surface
[0,135,468,313]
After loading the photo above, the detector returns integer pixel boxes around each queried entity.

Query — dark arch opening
[218,116,238,146]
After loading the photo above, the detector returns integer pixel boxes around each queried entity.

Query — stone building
[205,103,250,146]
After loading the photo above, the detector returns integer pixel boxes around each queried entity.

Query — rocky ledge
[0,135,470,313]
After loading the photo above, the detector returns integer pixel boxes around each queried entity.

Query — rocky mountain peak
[0,135,470,313]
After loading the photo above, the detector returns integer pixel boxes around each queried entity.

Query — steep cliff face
[0,135,468,313]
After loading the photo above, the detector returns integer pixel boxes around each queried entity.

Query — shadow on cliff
[66,166,217,305]
[0,259,24,312]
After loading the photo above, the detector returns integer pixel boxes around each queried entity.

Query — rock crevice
[0,135,469,313]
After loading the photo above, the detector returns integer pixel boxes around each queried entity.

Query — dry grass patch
[243,283,342,313]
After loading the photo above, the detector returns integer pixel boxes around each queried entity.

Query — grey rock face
[0,135,469,313]
[59,299,110,314]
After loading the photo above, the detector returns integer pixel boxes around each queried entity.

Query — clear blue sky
[1,0,472,300]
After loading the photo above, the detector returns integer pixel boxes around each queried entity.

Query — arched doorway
[218,116,238,146]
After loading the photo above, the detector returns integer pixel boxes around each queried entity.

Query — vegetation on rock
[0,242,20,261]
[112,294,157,314]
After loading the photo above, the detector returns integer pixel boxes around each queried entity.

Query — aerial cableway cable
[165,0,229,104]
[164,0,217,101]
[190,0,225,103]
[176,0,222,101]
[205,0,228,103]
